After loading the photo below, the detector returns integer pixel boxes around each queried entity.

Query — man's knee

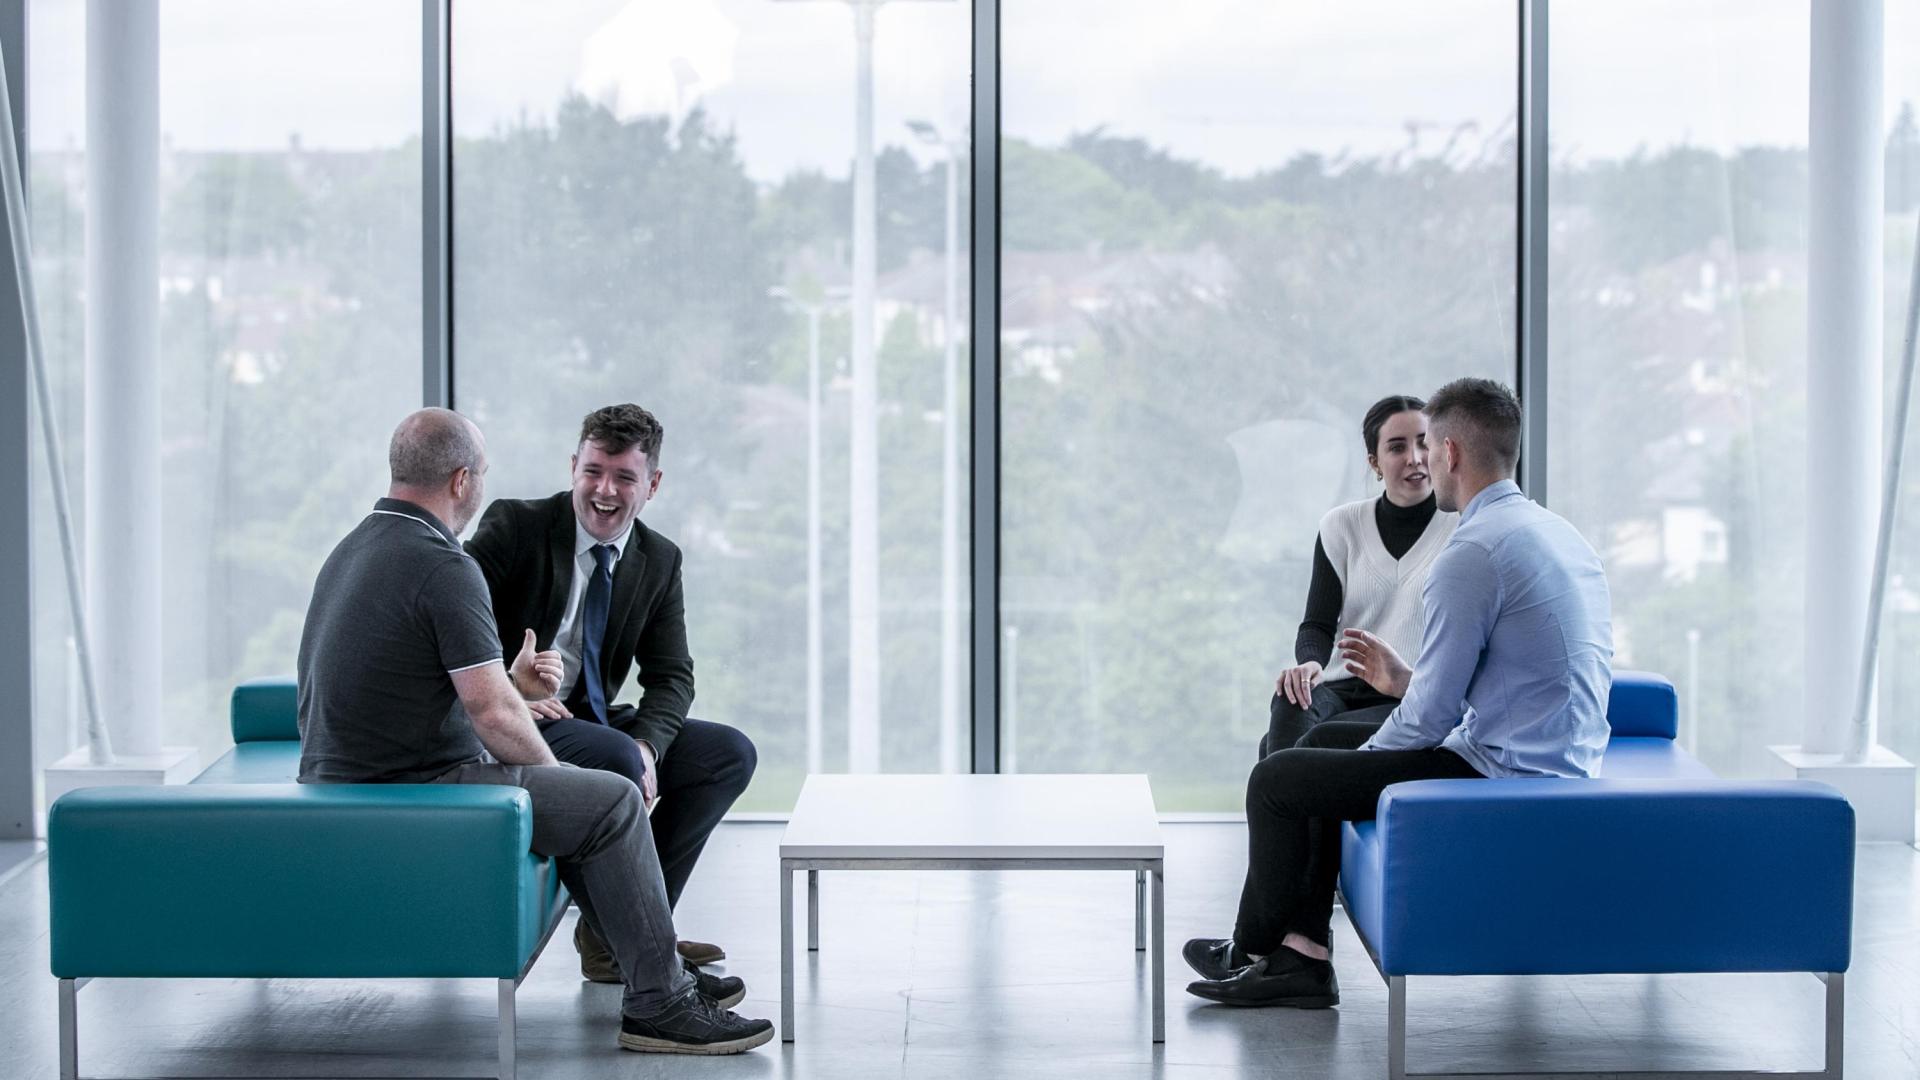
[1247,749,1312,810]
[681,720,757,791]
[601,735,648,788]
[718,725,757,787]
[523,764,647,860]
[550,722,647,788]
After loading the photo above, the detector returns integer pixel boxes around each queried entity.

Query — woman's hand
[1340,628,1412,698]
[1274,660,1324,708]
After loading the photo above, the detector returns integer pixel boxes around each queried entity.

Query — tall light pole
[908,118,963,774]
[782,0,950,775]
[772,286,846,778]
[806,303,825,777]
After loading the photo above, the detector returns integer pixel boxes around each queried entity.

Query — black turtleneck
[1294,492,1439,667]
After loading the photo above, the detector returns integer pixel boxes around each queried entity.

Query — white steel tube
[807,307,824,777]
[846,0,881,773]
[0,23,112,765]
[1805,0,1883,755]
[1850,213,1920,763]
[938,144,960,774]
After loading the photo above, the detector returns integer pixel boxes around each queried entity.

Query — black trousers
[541,717,757,910]
[1233,720,1481,953]
[1261,677,1400,759]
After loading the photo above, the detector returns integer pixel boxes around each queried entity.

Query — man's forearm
[474,704,559,767]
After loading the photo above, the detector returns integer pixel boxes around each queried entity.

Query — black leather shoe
[1185,949,1340,1008]
[685,957,745,1010]
[1182,937,1253,982]
[619,987,774,1055]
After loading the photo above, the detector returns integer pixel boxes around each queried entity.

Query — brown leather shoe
[575,917,622,984]
[676,939,727,966]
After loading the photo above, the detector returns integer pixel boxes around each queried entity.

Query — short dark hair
[1425,378,1522,473]
[1362,395,1427,457]
[578,404,664,468]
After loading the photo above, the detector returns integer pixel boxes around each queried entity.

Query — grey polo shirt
[297,498,503,783]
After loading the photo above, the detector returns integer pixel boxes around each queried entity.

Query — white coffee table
[778,773,1166,1042]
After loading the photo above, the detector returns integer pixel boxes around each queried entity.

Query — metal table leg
[781,859,795,1041]
[1135,869,1145,951]
[1151,861,1164,1043]
[808,869,819,952]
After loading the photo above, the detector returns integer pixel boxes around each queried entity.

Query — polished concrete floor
[6,822,1919,1079]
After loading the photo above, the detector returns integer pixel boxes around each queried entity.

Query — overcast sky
[24,0,1920,180]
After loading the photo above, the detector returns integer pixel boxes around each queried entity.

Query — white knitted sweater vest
[1316,497,1458,684]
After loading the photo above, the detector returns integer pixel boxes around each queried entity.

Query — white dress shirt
[553,518,634,701]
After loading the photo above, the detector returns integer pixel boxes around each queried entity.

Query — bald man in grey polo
[298,498,498,783]
[297,497,693,1014]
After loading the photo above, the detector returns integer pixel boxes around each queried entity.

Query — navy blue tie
[581,543,615,725]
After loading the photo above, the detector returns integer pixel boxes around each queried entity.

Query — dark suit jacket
[465,491,694,759]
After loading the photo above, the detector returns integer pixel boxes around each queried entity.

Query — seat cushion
[192,742,301,784]
[1598,736,1714,779]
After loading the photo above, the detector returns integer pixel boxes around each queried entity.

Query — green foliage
[165,155,312,260]
[32,93,1920,809]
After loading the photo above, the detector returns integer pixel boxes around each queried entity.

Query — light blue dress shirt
[1361,479,1614,778]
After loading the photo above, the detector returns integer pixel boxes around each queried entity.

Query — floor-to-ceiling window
[25,0,85,805]
[1880,2,1920,778]
[25,2,1920,820]
[26,0,424,777]
[1546,0,1811,777]
[451,0,974,811]
[997,0,1517,809]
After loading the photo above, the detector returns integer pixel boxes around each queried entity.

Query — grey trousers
[433,761,693,1015]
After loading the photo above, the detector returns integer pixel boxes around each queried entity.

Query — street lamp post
[909,119,964,774]
[780,0,951,775]
[805,304,824,777]
[772,287,842,778]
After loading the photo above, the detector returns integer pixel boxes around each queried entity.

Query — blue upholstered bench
[1338,671,1855,1080]
[48,677,568,1080]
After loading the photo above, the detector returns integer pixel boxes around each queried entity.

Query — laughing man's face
[570,439,659,543]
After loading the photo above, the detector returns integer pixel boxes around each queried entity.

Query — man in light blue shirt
[1353,464,1613,778]
[1185,378,1613,1010]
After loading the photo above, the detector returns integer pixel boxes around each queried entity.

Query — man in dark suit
[466,403,756,980]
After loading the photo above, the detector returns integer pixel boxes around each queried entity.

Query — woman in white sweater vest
[1258,396,1459,758]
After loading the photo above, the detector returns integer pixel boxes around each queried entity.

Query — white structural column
[85,2,162,757]
[1778,0,1914,844]
[1803,0,1883,755]
[846,0,881,773]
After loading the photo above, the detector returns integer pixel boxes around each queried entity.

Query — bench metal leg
[1150,862,1164,1043]
[807,869,819,952]
[1388,975,1407,1080]
[59,977,77,1080]
[781,860,796,1042]
[1384,971,1843,1079]
[1135,869,1145,951]
[55,973,538,1080]
[496,979,515,1080]
[1824,972,1844,1079]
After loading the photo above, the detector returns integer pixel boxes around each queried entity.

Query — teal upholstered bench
[48,677,569,1080]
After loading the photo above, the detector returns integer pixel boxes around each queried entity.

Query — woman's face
[1371,409,1431,507]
